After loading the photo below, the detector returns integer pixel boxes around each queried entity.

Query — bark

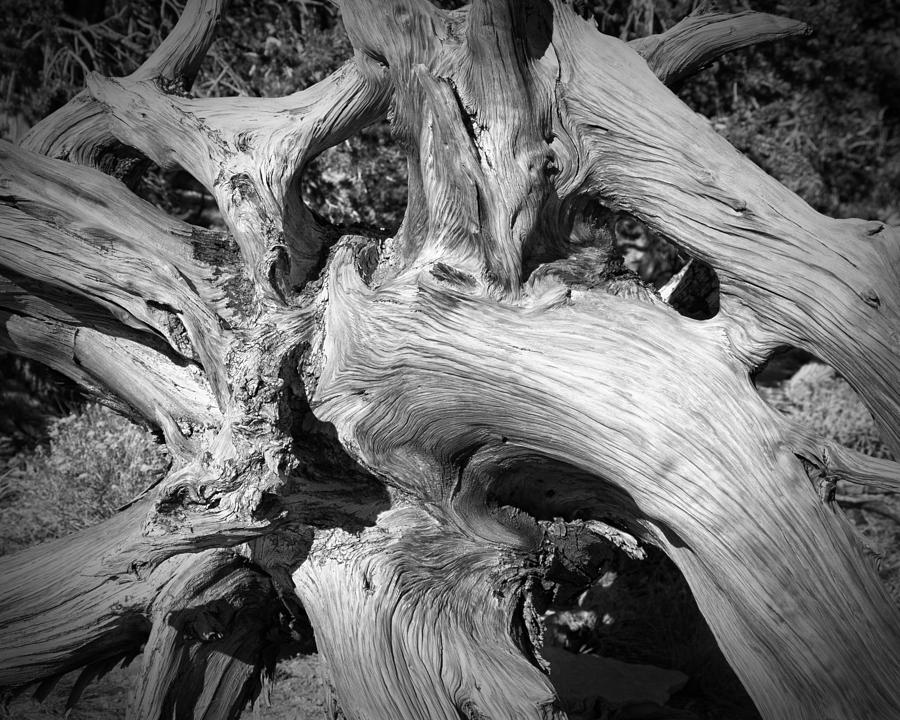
[1,1,899,719]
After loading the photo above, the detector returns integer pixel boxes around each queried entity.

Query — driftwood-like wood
[1,1,899,719]
[21,0,226,177]
[630,8,811,85]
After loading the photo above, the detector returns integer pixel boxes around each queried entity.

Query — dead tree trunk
[2,1,899,719]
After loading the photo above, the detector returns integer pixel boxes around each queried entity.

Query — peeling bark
[2,1,899,719]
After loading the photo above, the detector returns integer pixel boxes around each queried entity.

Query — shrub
[0,404,169,555]
[676,0,900,222]
[764,362,891,459]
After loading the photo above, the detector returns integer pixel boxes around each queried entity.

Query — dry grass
[0,403,169,555]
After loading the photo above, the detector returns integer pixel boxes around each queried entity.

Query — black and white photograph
[1,0,898,718]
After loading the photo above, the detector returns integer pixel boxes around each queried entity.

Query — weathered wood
[294,508,565,720]
[0,307,220,430]
[127,550,283,720]
[1,0,898,719]
[306,236,900,720]
[552,9,900,454]
[20,0,226,176]
[87,65,390,292]
[630,9,811,85]
[0,498,280,689]
[0,140,240,407]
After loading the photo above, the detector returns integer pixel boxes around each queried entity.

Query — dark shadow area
[656,256,720,321]
[275,344,391,534]
[522,198,720,320]
[612,215,720,320]
[0,353,84,458]
[133,166,224,230]
[545,547,761,720]
[612,214,681,288]
[489,458,758,719]
[161,567,290,720]
[751,345,814,387]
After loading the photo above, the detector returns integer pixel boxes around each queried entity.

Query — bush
[0,404,169,555]
[762,362,891,459]
[676,0,900,221]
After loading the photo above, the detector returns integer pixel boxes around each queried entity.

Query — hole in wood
[134,166,223,230]
[615,215,720,320]
[300,118,408,235]
[755,348,893,462]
